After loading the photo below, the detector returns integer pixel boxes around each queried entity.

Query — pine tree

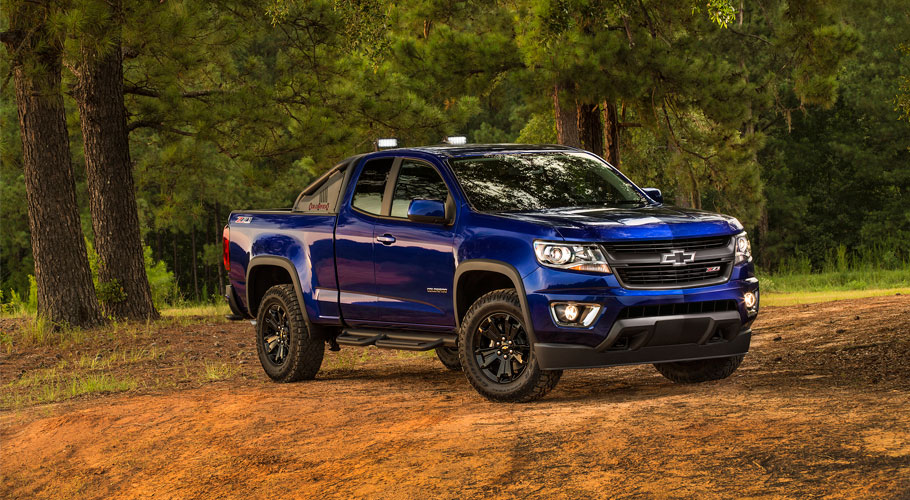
[71,0,159,320]
[1,1,104,328]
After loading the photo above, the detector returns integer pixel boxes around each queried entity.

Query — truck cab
[224,144,759,401]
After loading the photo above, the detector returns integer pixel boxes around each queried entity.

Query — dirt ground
[2,296,909,499]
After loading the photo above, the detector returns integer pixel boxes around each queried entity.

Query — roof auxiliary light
[376,138,398,149]
[445,136,467,145]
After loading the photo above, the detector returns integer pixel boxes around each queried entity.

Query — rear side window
[390,160,450,218]
[295,168,345,214]
[352,158,394,215]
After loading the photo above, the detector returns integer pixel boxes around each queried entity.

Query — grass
[161,303,229,318]
[1,306,246,410]
[761,287,909,307]
[3,367,137,408]
[203,361,240,381]
[757,264,910,306]
[758,268,910,293]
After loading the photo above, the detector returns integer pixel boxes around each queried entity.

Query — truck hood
[496,205,743,241]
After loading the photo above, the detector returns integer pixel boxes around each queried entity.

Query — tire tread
[653,354,744,384]
[257,284,324,382]
[458,289,561,402]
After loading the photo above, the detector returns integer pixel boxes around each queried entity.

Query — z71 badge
[235,216,253,224]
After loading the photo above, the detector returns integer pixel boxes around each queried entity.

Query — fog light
[550,302,601,328]
[744,291,757,310]
[564,304,579,322]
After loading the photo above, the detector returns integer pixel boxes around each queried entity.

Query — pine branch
[124,85,220,99]
[729,28,771,45]
[128,120,195,136]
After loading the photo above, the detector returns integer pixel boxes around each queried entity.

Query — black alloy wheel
[472,312,532,383]
[255,284,324,382]
[458,289,561,402]
[261,303,291,366]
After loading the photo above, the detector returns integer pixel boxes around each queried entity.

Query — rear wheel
[653,355,744,384]
[435,347,461,371]
[256,284,324,382]
[458,289,561,402]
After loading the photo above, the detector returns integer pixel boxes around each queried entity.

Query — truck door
[335,157,394,325]
[372,158,456,328]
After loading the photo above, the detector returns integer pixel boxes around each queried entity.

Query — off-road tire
[435,347,461,371]
[458,289,561,402]
[653,355,745,384]
[256,284,324,382]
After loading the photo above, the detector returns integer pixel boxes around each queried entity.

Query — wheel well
[456,271,516,323]
[247,265,294,316]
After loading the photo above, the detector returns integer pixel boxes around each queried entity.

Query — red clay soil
[2,296,910,499]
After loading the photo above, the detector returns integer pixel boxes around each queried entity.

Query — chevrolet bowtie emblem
[661,249,696,266]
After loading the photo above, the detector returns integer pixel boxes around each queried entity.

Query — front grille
[603,235,731,253]
[615,260,729,287]
[603,235,734,289]
[617,299,737,319]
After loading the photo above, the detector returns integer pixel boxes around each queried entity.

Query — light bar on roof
[445,136,467,145]
[376,138,398,149]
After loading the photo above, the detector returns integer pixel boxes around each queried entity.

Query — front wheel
[653,355,744,384]
[458,289,561,402]
[256,284,324,382]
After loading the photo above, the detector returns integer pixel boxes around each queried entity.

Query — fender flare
[453,259,538,345]
[246,255,313,329]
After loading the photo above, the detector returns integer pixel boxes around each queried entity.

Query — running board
[335,329,456,351]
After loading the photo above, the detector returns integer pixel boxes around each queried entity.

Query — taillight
[222,225,230,272]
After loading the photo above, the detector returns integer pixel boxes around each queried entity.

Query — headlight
[534,241,611,273]
[735,232,752,264]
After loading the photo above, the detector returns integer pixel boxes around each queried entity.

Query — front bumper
[523,264,758,370]
[535,313,751,370]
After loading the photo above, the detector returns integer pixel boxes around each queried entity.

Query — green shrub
[144,245,175,307]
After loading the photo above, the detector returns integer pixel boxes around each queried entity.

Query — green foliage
[1,0,906,304]
[897,43,910,122]
[96,279,127,306]
[27,275,37,313]
[759,0,910,270]
[144,246,175,307]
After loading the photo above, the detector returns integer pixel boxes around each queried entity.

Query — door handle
[376,234,396,245]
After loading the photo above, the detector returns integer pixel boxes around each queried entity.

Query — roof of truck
[395,143,578,158]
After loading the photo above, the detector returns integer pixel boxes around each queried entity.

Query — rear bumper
[534,310,751,370]
[224,285,246,318]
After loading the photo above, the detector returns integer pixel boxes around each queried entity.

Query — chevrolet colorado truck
[223,144,759,402]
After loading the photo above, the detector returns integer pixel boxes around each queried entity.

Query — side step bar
[335,329,456,351]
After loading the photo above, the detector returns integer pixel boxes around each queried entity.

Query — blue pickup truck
[223,144,759,402]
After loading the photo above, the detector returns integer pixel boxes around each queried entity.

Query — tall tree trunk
[215,204,224,294]
[3,14,103,328]
[191,226,199,302]
[173,234,179,289]
[73,3,159,320]
[602,101,621,165]
[553,83,581,148]
[577,103,604,157]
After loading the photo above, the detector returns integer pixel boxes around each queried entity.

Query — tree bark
[4,10,104,328]
[577,103,604,157]
[553,83,581,148]
[73,2,159,320]
[191,226,199,302]
[215,204,224,294]
[602,101,621,165]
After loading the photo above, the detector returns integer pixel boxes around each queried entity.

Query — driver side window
[390,160,449,219]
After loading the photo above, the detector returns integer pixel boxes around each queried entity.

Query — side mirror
[642,188,663,204]
[407,199,449,224]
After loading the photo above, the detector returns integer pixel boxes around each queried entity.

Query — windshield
[449,153,647,212]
